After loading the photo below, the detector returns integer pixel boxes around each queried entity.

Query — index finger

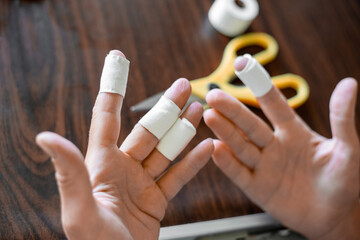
[88,50,128,150]
[234,56,296,127]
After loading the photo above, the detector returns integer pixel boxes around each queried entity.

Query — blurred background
[0,0,359,238]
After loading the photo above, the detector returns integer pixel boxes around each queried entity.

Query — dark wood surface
[1,0,360,238]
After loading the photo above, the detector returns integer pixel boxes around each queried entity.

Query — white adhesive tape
[139,96,181,139]
[235,54,273,97]
[99,53,130,96]
[208,0,259,37]
[156,118,196,161]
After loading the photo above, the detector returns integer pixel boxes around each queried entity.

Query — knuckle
[55,167,88,188]
[223,125,237,142]
[173,171,188,186]
[228,107,242,120]
[246,121,258,135]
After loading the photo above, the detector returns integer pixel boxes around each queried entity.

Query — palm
[244,119,319,208]
[204,79,359,239]
[87,150,166,239]
[37,77,214,240]
[246,118,358,236]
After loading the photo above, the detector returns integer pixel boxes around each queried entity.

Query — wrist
[312,201,360,240]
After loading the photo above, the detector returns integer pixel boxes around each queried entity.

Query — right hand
[36,50,214,240]
[204,57,360,240]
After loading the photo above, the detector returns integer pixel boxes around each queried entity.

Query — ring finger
[142,102,203,179]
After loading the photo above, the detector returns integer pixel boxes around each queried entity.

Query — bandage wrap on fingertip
[156,118,196,161]
[235,54,273,97]
[100,54,130,96]
[139,96,181,139]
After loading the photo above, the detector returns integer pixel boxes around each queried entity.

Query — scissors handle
[207,32,279,85]
[272,74,310,108]
[191,32,279,99]
[190,32,310,109]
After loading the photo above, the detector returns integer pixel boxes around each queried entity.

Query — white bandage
[99,53,130,96]
[156,118,196,161]
[139,96,181,139]
[235,54,273,97]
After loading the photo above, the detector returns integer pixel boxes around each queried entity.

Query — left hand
[36,51,214,240]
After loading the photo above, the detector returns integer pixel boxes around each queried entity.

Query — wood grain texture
[0,0,359,238]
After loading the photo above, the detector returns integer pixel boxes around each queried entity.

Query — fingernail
[203,107,211,115]
[164,78,190,97]
[109,49,126,58]
[200,137,213,145]
[234,56,249,71]
[341,77,357,89]
[202,138,215,152]
[36,132,57,158]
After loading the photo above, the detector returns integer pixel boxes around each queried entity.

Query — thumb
[36,132,97,232]
[329,78,359,143]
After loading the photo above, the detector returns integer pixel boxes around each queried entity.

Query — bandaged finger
[139,96,181,139]
[100,53,130,96]
[235,54,273,97]
[156,118,196,161]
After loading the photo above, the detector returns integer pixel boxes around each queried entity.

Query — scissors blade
[130,92,206,112]
[130,91,165,112]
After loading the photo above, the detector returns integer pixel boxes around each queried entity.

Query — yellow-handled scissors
[131,32,309,112]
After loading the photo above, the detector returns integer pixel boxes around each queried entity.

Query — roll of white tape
[156,118,196,161]
[235,54,273,97]
[139,96,181,139]
[208,0,259,37]
[100,53,130,96]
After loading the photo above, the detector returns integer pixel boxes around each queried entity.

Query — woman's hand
[36,51,214,240]
[204,56,360,240]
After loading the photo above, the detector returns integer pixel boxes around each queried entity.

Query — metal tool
[159,213,306,240]
[131,33,309,112]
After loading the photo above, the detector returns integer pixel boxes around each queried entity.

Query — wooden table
[0,0,359,238]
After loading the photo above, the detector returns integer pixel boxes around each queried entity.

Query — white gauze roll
[100,53,130,96]
[235,54,273,97]
[156,118,196,161]
[208,0,259,37]
[139,96,181,139]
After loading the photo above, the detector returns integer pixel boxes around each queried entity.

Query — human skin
[36,50,214,240]
[204,56,360,240]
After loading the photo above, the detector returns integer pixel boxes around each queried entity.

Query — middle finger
[206,89,274,148]
[204,108,261,169]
